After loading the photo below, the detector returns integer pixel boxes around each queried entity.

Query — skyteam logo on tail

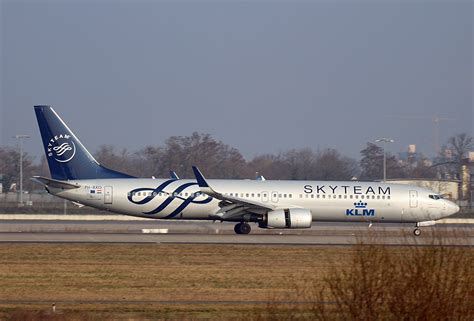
[346,201,375,217]
[47,134,76,163]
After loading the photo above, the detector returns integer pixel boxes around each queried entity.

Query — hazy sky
[1,0,472,162]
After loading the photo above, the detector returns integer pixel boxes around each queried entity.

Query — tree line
[0,132,472,192]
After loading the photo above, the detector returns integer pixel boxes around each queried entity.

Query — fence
[0,193,105,214]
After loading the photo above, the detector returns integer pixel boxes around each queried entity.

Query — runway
[0,220,473,245]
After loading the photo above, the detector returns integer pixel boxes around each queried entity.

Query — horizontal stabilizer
[31,176,81,190]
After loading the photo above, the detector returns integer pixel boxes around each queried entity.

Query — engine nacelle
[263,208,312,229]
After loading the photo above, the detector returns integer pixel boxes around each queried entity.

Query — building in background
[387,178,459,201]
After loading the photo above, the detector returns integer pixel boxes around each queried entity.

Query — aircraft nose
[453,203,460,214]
[446,201,460,216]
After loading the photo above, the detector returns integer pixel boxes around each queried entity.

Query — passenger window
[289,194,292,198]
[311,194,314,198]
[279,194,282,198]
[350,195,353,199]
[377,195,380,199]
[344,195,347,199]
[322,195,326,199]
[339,195,342,199]
[251,193,254,197]
[387,196,391,200]
[283,194,287,198]
[382,196,385,199]
[361,195,364,199]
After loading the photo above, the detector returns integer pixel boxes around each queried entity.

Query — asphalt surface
[0,220,472,246]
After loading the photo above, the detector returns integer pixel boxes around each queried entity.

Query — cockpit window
[429,194,442,200]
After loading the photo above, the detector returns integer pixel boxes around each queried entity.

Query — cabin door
[409,190,418,208]
[104,186,113,204]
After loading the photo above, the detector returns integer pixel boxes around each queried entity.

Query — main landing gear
[234,222,251,235]
[413,228,421,236]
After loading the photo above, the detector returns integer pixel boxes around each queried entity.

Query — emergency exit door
[104,186,113,204]
[409,190,418,208]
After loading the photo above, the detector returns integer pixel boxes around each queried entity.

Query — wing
[192,166,275,221]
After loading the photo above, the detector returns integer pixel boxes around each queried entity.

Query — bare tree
[94,145,145,177]
[144,132,249,179]
[360,143,406,180]
[0,146,36,192]
[446,133,473,162]
[436,133,474,180]
[313,149,359,181]
[249,148,358,181]
[247,154,291,180]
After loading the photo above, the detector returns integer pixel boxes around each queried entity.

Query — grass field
[0,244,346,320]
[0,242,472,320]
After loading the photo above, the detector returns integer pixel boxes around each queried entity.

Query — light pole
[13,135,30,206]
[375,138,394,182]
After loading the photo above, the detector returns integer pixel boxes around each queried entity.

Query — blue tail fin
[35,105,135,180]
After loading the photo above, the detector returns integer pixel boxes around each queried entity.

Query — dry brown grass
[0,238,472,320]
[250,232,474,321]
[0,243,347,320]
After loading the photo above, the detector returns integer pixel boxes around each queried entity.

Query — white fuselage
[48,178,459,224]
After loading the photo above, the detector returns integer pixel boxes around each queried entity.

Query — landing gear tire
[234,223,242,234]
[413,228,421,237]
[234,222,251,235]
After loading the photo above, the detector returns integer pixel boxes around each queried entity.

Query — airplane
[32,105,460,236]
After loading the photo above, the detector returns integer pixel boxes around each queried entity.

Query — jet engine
[261,208,312,229]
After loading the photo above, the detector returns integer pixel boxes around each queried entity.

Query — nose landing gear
[234,222,251,234]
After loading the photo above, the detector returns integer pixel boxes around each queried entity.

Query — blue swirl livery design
[346,201,375,217]
[127,179,212,218]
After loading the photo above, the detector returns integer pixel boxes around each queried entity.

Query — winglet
[192,166,210,188]
[169,170,179,180]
